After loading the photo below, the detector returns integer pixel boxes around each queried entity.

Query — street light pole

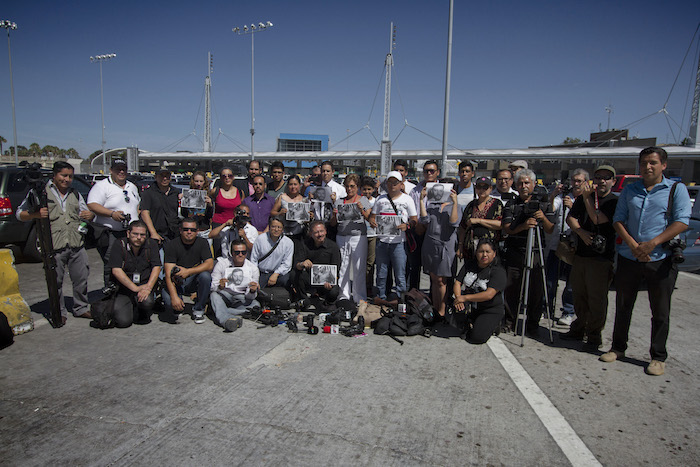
[233,21,273,161]
[1,20,18,165]
[90,53,116,173]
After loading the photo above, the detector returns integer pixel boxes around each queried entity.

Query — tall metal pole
[90,53,116,173]
[380,23,396,176]
[689,43,700,147]
[1,20,18,165]
[441,0,454,171]
[99,59,106,173]
[204,52,213,152]
[250,31,255,160]
[233,21,273,161]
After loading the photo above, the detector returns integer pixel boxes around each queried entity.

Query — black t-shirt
[568,192,618,260]
[163,236,212,268]
[456,261,507,314]
[293,237,341,269]
[502,196,555,256]
[140,185,181,239]
[107,238,162,291]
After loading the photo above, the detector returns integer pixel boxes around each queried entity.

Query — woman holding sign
[181,171,213,236]
[330,174,371,303]
[271,175,309,244]
[419,180,461,318]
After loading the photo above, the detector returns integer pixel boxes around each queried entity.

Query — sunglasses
[232,250,247,255]
[123,190,130,203]
[424,169,437,174]
[181,227,198,232]
[221,174,234,179]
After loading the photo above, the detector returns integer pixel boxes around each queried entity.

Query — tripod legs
[515,228,553,346]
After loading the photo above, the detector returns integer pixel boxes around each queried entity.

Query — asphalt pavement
[1,248,699,466]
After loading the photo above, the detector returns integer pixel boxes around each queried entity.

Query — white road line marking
[487,337,602,467]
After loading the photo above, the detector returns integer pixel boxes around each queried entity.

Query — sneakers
[193,313,206,324]
[557,314,575,326]
[646,360,665,376]
[224,316,243,332]
[599,349,624,362]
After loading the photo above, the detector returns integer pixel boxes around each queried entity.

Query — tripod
[515,225,554,346]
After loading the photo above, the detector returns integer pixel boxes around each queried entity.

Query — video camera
[522,185,550,217]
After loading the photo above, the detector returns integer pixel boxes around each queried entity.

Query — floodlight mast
[1,20,19,165]
[232,20,274,161]
[380,23,396,176]
[90,53,117,173]
[204,52,213,152]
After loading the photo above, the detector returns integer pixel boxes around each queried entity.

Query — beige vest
[46,187,84,249]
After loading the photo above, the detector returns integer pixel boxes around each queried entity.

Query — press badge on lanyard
[132,273,140,283]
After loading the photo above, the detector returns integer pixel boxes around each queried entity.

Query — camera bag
[91,290,117,329]
[258,287,292,309]
[402,288,435,324]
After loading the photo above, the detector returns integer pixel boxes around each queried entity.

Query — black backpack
[403,288,435,325]
[374,308,429,344]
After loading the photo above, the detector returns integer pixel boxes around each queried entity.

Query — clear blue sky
[1,0,699,158]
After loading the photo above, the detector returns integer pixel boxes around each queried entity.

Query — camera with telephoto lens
[121,213,132,230]
[560,179,572,196]
[591,234,607,254]
[233,209,251,229]
[170,266,183,285]
[664,237,686,263]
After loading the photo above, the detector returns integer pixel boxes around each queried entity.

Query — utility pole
[689,45,700,147]
[380,23,396,176]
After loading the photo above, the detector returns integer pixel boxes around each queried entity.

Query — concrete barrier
[0,249,33,334]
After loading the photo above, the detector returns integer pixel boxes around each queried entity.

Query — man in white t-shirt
[370,171,418,301]
[87,159,141,285]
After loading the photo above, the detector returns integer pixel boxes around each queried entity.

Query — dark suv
[0,165,92,262]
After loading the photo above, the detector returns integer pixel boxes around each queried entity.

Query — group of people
[18,147,690,375]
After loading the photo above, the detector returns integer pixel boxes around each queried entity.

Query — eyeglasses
[123,190,130,203]
[181,227,198,232]
[594,174,614,181]
[221,174,234,179]
[232,250,247,255]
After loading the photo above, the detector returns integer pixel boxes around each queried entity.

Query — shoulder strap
[387,196,400,216]
[666,181,680,222]
[258,235,284,263]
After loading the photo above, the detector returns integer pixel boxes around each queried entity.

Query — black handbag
[91,288,117,329]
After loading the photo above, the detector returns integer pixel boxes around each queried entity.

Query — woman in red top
[210,167,242,257]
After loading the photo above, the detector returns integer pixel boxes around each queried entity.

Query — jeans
[376,241,408,300]
[544,250,574,317]
[162,271,212,317]
[210,290,259,326]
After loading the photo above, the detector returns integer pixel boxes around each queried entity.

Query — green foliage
[563,137,583,145]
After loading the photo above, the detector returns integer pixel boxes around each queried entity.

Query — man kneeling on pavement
[162,217,214,323]
[210,239,260,332]
[107,220,161,327]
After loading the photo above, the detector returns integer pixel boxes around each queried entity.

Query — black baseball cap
[111,159,127,168]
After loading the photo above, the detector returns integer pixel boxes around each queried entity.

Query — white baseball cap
[386,170,403,182]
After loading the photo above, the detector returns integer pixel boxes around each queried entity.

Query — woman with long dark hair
[181,170,213,238]
[210,167,242,257]
[453,239,507,344]
[457,176,503,261]
[270,175,308,244]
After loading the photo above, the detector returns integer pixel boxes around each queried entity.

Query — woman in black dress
[453,239,506,344]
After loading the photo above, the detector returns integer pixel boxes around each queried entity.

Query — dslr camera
[170,266,183,285]
[121,213,132,230]
[233,208,251,229]
[664,237,686,264]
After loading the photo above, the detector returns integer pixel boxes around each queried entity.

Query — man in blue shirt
[600,147,691,376]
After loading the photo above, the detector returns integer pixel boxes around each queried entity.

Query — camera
[591,234,607,254]
[170,266,183,285]
[100,282,118,296]
[522,185,550,217]
[560,179,572,196]
[665,237,686,264]
[121,213,132,230]
[234,209,251,229]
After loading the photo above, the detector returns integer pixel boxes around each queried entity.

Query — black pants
[505,263,546,333]
[113,291,155,328]
[97,230,127,286]
[406,233,424,291]
[465,308,504,344]
[294,268,340,304]
[611,256,677,361]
